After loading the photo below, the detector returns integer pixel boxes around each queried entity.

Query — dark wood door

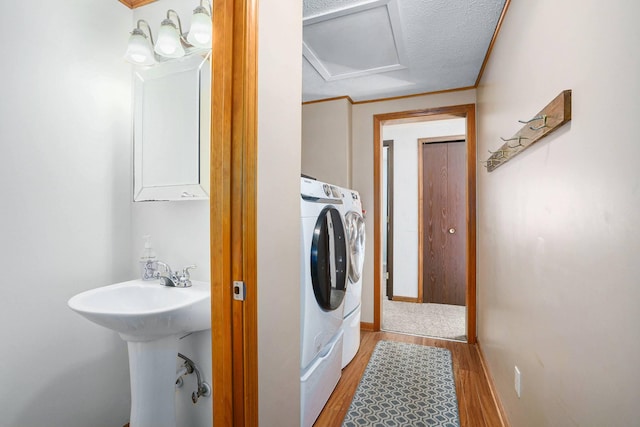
[422,141,466,305]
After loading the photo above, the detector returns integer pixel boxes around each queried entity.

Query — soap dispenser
[140,235,157,280]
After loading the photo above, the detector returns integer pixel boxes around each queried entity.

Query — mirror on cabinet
[133,52,211,202]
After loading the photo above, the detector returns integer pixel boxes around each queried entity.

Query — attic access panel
[303,0,408,82]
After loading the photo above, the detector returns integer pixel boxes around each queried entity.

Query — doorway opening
[373,105,477,343]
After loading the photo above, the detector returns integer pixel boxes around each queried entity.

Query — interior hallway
[316,331,504,426]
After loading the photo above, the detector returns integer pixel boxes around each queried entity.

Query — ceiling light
[124,20,157,66]
[154,10,186,58]
[187,1,212,48]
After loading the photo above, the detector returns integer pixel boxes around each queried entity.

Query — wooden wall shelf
[484,90,572,172]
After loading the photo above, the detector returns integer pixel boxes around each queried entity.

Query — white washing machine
[339,186,366,368]
[300,177,348,427]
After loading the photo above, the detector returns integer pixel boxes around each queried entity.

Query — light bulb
[124,30,156,66]
[154,19,185,58]
[187,6,212,48]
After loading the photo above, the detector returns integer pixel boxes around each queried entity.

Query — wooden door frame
[210,0,258,425]
[417,135,466,305]
[373,105,477,343]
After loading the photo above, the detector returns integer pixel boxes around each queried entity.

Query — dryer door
[311,206,347,311]
[345,211,366,283]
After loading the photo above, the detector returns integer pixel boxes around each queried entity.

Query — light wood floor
[315,331,505,427]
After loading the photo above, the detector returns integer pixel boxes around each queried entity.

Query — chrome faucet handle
[183,265,197,279]
[176,265,197,287]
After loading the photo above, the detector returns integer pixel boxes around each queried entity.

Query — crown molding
[118,0,157,9]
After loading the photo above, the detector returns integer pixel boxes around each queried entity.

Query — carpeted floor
[381,299,466,341]
[342,340,460,427]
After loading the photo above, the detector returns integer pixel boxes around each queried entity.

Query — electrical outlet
[514,366,521,398]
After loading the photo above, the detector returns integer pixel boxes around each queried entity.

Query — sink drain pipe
[175,352,212,403]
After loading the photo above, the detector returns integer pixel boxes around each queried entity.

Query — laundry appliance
[339,186,366,368]
[300,177,348,427]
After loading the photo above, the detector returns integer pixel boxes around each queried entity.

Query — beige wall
[351,90,477,323]
[257,0,302,425]
[476,1,640,425]
[301,98,352,187]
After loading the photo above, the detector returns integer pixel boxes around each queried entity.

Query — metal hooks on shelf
[488,148,508,159]
[482,90,572,172]
[483,136,528,168]
[500,135,528,148]
[480,158,498,167]
[518,114,548,131]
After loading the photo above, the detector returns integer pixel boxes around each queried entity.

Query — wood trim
[230,0,245,419]
[210,0,259,424]
[117,0,157,9]
[374,105,472,123]
[360,322,375,332]
[474,0,512,87]
[390,296,420,303]
[353,86,476,105]
[302,95,354,105]
[240,0,259,424]
[301,86,476,107]
[373,105,477,343]
[466,106,477,344]
[373,116,382,332]
[417,138,423,304]
[476,340,511,427]
[210,0,234,422]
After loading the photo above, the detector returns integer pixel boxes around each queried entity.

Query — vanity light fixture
[124,20,157,66]
[124,1,212,66]
[187,0,213,48]
[154,10,186,58]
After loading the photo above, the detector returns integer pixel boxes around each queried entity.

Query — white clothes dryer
[339,186,366,368]
[300,177,348,427]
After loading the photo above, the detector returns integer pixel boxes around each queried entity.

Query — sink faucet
[155,262,197,288]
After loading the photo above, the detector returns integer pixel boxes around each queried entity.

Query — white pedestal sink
[68,279,211,427]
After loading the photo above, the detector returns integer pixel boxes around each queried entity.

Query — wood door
[422,141,466,305]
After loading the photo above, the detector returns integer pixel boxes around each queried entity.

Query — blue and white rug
[342,340,460,426]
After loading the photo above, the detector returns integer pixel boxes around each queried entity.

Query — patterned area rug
[342,340,460,427]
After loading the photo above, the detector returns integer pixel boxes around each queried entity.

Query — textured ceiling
[302,0,507,102]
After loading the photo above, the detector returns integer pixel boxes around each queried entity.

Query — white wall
[382,119,466,299]
[476,1,640,425]
[301,98,351,187]
[0,1,133,426]
[350,89,476,323]
[131,1,212,425]
[257,0,302,424]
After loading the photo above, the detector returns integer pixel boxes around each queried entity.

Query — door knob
[448,228,456,234]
